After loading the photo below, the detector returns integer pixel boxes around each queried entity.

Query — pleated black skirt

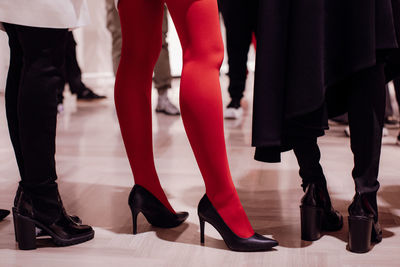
[252,0,400,162]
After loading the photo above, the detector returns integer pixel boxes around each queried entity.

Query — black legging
[4,24,67,220]
[294,64,386,194]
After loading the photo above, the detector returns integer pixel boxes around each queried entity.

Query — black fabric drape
[252,0,400,161]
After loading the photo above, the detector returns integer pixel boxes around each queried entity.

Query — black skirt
[252,0,400,162]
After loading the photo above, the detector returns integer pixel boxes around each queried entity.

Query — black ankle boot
[300,183,343,241]
[348,191,382,253]
[129,185,189,234]
[13,188,94,250]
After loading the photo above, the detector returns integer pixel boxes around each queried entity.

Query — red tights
[115,0,254,238]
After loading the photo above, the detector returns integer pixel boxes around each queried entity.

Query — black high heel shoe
[300,183,343,241]
[198,195,278,252]
[0,209,10,221]
[129,185,189,234]
[348,192,382,253]
[13,190,94,250]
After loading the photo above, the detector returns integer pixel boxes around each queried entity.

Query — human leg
[292,137,342,241]
[166,0,253,239]
[106,0,122,75]
[347,63,386,252]
[4,24,94,250]
[115,0,175,212]
[154,6,180,115]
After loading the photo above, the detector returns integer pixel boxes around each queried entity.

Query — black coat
[252,0,400,162]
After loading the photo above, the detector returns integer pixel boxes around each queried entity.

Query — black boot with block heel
[300,183,343,241]
[348,192,382,253]
[13,188,94,250]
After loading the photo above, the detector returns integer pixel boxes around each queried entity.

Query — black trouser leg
[4,24,25,181]
[4,24,68,221]
[347,64,386,194]
[292,137,326,191]
[218,0,258,102]
[64,31,86,95]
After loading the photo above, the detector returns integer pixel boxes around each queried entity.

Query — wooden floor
[0,75,400,267]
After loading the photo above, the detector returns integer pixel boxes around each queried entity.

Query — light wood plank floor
[0,75,399,267]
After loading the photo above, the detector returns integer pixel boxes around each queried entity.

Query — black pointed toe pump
[198,194,278,252]
[128,185,189,234]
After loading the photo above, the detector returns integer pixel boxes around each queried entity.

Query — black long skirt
[252,0,400,162]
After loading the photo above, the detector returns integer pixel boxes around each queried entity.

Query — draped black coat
[252,0,400,162]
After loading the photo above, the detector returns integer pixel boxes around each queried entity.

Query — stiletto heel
[348,215,373,253]
[198,194,278,252]
[132,208,139,235]
[128,185,188,234]
[14,212,36,250]
[300,205,322,241]
[199,217,205,244]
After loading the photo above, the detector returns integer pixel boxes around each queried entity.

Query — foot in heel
[128,185,188,234]
[198,195,278,252]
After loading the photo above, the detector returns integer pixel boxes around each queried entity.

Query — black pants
[294,64,385,194]
[58,31,87,103]
[4,24,67,213]
[218,0,258,101]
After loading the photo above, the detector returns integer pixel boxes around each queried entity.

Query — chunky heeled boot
[129,185,189,234]
[300,182,343,241]
[13,185,82,241]
[348,191,382,253]
[13,188,94,250]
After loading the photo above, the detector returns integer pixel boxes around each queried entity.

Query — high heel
[13,189,94,250]
[128,185,189,234]
[0,209,10,221]
[199,217,205,244]
[348,215,373,253]
[13,211,37,250]
[300,183,343,241]
[198,194,278,252]
[348,192,382,253]
[300,205,323,241]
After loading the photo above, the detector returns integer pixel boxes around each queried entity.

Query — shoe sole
[155,109,180,116]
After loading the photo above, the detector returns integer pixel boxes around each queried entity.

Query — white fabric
[0,0,90,29]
